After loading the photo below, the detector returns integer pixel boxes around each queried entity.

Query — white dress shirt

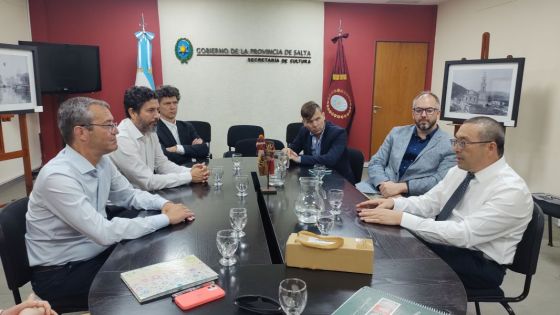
[25,146,170,266]
[160,118,185,155]
[395,157,533,265]
[110,118,192,191]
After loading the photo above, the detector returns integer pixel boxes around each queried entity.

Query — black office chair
[187,120,212,159]
[0,197,31,304]
[187,120,211,143]
[286,122,303,146]
[224,125,264,157]
[532,193,560,246]
[347,147,364,184]
[467,203,544,315]
[234,138,285,157]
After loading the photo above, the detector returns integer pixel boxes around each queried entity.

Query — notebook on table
[332,286,448,315]
[120,255,218,303]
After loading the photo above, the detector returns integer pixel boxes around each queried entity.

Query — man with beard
[110,86,208,191]
[356,116,532,292]
[364,91,455,197]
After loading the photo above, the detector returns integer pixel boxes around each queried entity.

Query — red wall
[323,3,438,159]
[29,0,163,162]
[28,1,435,163]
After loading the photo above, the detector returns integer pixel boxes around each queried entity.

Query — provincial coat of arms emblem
[175,38,193,63]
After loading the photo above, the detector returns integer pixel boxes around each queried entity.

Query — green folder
[332,286,448,315]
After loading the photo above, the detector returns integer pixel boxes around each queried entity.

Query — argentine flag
[135,29,155,89]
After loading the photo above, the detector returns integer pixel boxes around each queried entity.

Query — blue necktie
[436,172,475,221]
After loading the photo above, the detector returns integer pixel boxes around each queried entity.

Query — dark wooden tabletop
[89,158,467,314]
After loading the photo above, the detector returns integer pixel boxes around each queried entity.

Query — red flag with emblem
[324,29,355,130]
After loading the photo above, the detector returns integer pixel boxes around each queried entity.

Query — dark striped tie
[436,172,475,221]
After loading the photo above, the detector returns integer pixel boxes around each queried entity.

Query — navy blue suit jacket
[156,120,209,166]
[289,121,353,182]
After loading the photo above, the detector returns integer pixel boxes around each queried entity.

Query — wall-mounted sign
[175,38,194,64]
[196,47,312,64]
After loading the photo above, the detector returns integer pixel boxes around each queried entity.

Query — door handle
[373,105,382,114]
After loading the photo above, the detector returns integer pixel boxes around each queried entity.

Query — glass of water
[316,210,335,235]
[216,229,239,266]
[328,189,344,215]
[230,207,248,238]
[235,175,249,197]
[279,150,290,169]
[279,278,307,315]
[312,164,327,183]
[232,153,242,171]
[210,166,224,187]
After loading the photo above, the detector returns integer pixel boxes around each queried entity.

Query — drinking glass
[279,150,290,169]
[270,151,287,187]
[232,153,243,171]
[316,210,335,235]
[230,207,248,238]
[312,164,327,183]
[235,175,249,197]
[328,189,344,215]
[278,278,307,315]
[216,229,239,266]
[210,166,224,187]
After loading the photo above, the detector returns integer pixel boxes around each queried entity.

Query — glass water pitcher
[294,177,325,224]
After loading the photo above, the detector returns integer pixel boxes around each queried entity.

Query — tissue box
[285,232,374,274]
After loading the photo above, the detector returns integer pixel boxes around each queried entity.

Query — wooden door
[370,42,428,155]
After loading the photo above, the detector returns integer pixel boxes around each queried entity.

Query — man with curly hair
[110,86,208,191]
[155,85,209,166]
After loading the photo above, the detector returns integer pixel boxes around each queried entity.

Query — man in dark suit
[156,85,209,166]
[284,101,353,182]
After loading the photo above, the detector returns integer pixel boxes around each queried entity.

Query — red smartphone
[174,284,225,310]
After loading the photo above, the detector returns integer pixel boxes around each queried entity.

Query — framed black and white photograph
[0,43,41,114]
[440,58,525,126]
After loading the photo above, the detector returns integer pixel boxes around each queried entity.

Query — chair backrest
[0,197,31,303]
[226,125,264,150]
[286,122,303,145]
[509,203,544,275]
[234,138,285,157]
[347,148,364,184]
[187,120,211,143]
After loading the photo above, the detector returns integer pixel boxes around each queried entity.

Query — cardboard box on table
[285,231,374,274]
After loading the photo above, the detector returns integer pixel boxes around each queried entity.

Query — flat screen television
[18,41,101,94]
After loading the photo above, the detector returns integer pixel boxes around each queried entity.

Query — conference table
[89,158,467,314]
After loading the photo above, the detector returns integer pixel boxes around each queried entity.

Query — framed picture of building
[0,43,41,114]
[440,58,525,126]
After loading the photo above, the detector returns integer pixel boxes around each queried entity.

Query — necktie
[436,172,475,221]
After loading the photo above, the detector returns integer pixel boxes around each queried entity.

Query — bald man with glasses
[362,91,456,197]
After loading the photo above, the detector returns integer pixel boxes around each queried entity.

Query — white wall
[432,0,560,193]
[0,0,42,189]
[158,0,324,156]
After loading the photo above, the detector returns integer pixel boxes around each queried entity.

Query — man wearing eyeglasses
[110,86,209,191]
[356,116,533,291]
[25,97,195,311]
[363,91,455,197]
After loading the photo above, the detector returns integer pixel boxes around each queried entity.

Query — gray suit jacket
[368,125,456,196]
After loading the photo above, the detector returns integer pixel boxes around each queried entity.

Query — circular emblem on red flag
[327,88,353,119]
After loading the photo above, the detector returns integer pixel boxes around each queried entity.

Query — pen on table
[171,281,215,300]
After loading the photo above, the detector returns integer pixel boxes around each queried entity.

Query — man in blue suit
[366,91,455,197]
[284,101,353,182]
[156,85,209,166]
